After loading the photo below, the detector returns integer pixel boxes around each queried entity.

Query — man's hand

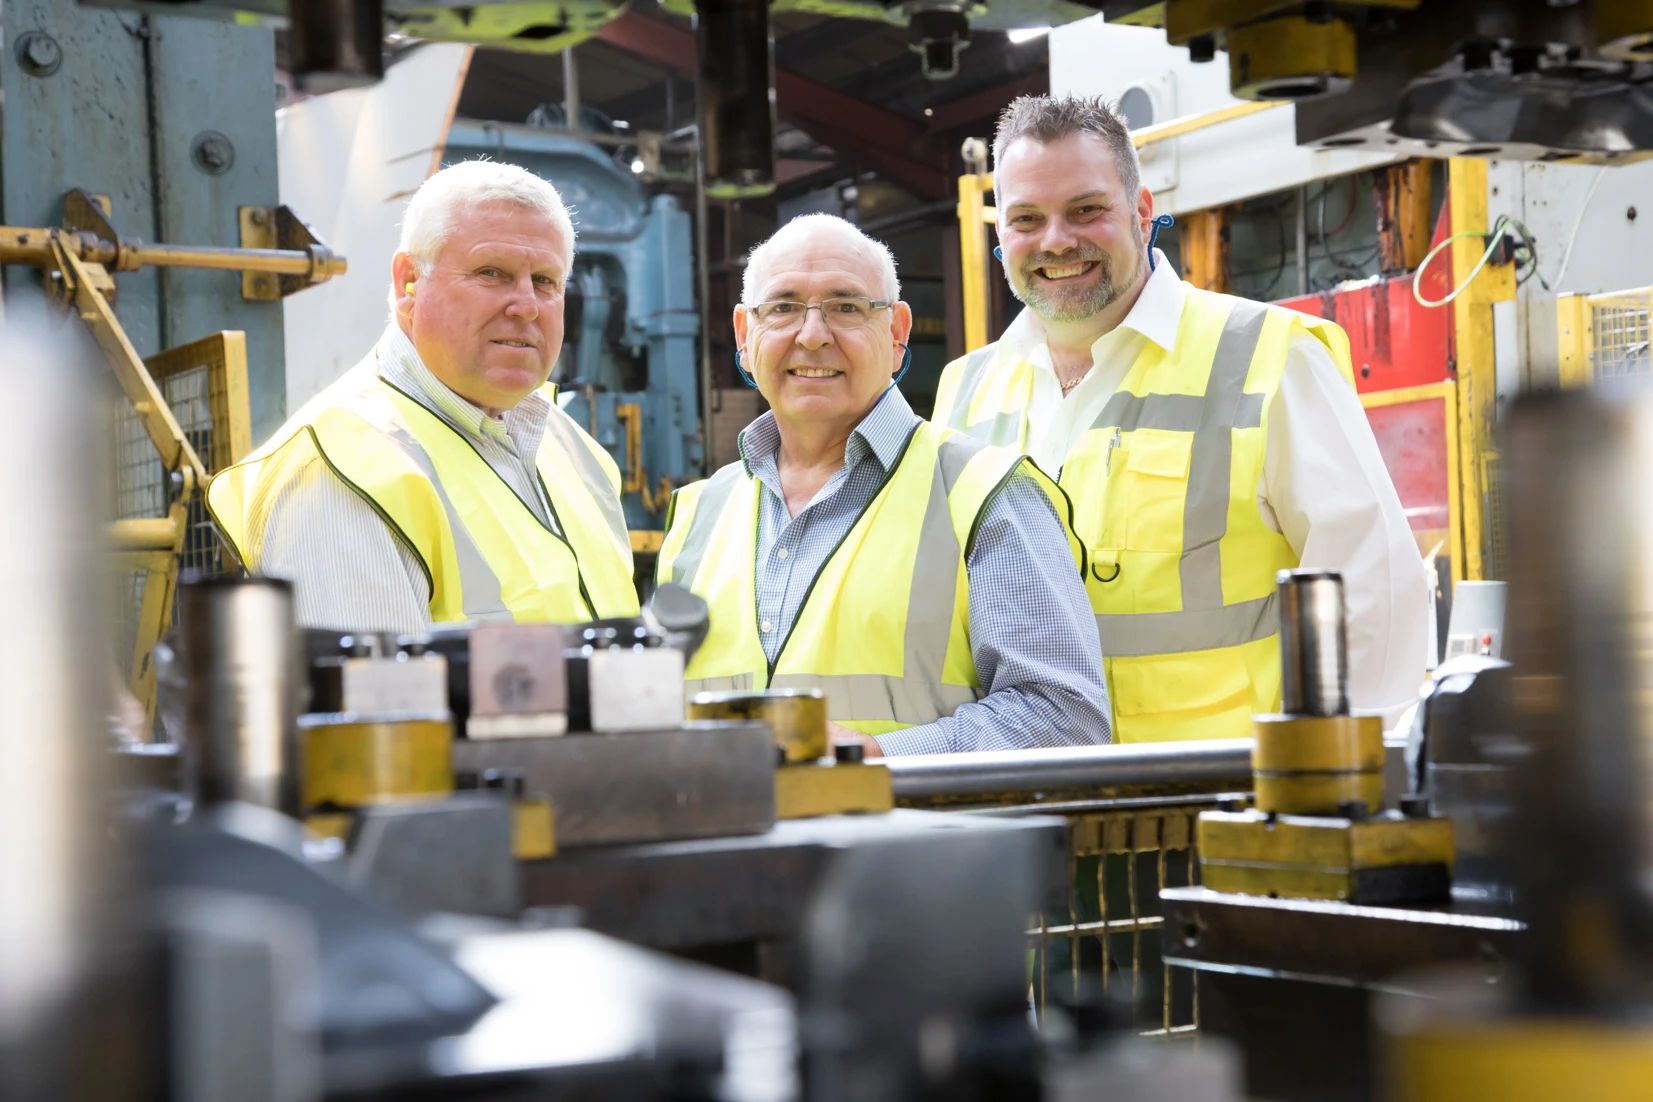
[827,720,883,759]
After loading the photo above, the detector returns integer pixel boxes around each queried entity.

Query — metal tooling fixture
[1095,1,1653,163]
[688,688,897,819]
[1380,388,1653,1102]
[444,122,702,538]
[1195,569,1455,905]
[0,0,317,440]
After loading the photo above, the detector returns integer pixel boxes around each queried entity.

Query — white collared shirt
[1002,250,1430,717]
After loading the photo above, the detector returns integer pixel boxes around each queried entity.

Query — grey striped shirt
[740,384,1111,753]
[261,324,560,634]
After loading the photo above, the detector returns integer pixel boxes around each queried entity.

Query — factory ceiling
[453,5,1050,202]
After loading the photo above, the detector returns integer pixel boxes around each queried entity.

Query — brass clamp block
[1253,712,1384,815]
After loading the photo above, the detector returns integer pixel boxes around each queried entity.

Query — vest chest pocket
[1120,432,1193,555]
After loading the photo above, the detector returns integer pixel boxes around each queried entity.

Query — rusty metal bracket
[239,204,344,300]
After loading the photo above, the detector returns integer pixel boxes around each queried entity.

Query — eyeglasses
[746,296,895,331]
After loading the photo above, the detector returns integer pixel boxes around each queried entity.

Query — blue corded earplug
[734,348,757,389]
[1147,214,1175,270]
[993,246,1003,262]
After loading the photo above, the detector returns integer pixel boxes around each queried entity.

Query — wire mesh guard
[113,332,250,676]
[1590,296,1652,381]
[1030,804,1205,1039]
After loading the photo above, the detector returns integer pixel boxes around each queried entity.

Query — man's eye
[770,302,799,314]
[479,267,502,277]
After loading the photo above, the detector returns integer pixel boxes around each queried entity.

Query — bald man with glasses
[657,214,1112,755]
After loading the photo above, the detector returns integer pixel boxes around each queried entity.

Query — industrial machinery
[443,121,703,541]
[1375,384,1653,1101]
[1196,569,1454,905]
[1097,2,1653,164]
[0,190,346,726]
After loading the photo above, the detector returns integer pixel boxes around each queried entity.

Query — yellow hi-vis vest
[933,289,1356,743]
[206,364,640,624]
[655,421,1084,736]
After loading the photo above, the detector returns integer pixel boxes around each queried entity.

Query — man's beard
[1009,246,1140,324]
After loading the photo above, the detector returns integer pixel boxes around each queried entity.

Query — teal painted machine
[445,122,703,538]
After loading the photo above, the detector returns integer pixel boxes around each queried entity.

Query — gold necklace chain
[1060,370,1090,394]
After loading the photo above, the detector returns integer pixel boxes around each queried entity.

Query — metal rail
[0,226,346,282]
[886,739,1254,800]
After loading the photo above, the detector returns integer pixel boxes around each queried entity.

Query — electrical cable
[1412,214,1542,308]
[1552,165,1608,291]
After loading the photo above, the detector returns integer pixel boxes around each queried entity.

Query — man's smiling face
[733,222,911,433]
[993,131,1150,325]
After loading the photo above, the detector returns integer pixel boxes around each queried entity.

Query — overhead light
[1008,26,1050,44]
[630,158,646,174]
[924,107,934,117]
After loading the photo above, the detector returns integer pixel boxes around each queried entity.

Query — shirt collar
[375,323,551,448]
[999,247,1186,364]
[738,383,920,478]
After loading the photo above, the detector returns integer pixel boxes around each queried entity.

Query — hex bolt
[249,207,270,228]
[191,131,236,175]
[17,32,63,78]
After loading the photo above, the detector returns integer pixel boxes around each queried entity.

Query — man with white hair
[657,214,1111,754]
[209,159,639,631]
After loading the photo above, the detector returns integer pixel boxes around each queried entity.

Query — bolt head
[17,32,63,77]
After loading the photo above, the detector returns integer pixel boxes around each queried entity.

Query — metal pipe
[178,577,304,815]
[695,0,778,198]
[1296,185,1310,296]
[693,124,716,475]
[1276,569,1349,717]
[885,739,1254,800]
[0,227,347,280]
[563,45,581,131]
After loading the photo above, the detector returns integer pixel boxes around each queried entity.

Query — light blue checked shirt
[739,384,1112,754]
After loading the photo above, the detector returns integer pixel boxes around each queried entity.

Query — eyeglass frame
[741,295,899,330]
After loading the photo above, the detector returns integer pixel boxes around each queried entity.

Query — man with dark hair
[933,94,1427,744]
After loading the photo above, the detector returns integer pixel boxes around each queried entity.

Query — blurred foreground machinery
[1100,1,1653,163]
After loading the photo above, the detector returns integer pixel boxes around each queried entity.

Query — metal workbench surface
[522,808,1069,952]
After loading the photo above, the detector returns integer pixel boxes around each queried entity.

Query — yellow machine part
[513,799,556,860]
[1597,0,1653,62]
[1226,15,1357,101]
[1198,810,1454,901]
[1391,1020,1653,1102]
[689,689,830,764]
[1253,712,1385,814]
[775,762,894,820]
[302,716,454,809]
[1254,770,1385,816]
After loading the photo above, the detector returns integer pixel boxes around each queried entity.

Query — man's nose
[503,273,540,320]
[794,306,834,349]
[1037,217,1082,256]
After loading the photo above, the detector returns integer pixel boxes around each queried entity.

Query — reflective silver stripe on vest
[937,431,991,497]
[374,417,513,622]
[1181,300,1269,610]
[1096,590,1278,659]
[1092,390,1266,434]
[685,673,756,695]
[770,673,981,725]
[541,409,630,549]
[669,463,747,590]
[944,344,999,431]
[1091,298,1274,654]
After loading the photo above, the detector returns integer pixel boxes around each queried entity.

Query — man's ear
[392,252,418,320]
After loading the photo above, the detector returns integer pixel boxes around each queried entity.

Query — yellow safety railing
[1557,285,1653,388]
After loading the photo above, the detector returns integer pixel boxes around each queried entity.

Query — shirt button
[776,547,789,561]
[760,619,773,633]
